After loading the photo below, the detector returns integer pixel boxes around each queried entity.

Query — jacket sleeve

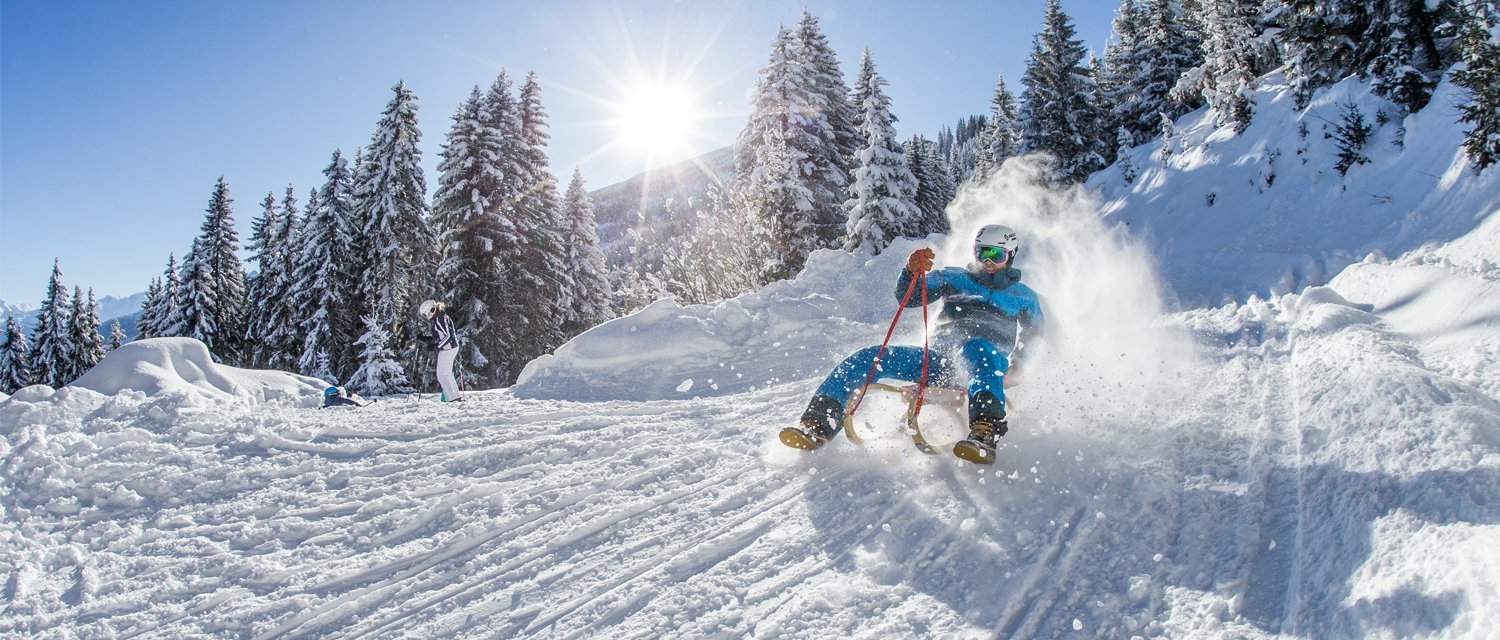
[895,267,952,307]
[1012,290,1046,363]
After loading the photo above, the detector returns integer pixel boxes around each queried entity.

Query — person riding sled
[779,224,1046,465]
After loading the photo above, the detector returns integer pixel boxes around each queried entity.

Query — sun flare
[612,81,702,160]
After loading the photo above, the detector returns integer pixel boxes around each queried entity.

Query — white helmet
[974,224,1020,263]
[418,300,439,316]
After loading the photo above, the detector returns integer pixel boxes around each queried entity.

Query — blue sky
[0,0,1118,303]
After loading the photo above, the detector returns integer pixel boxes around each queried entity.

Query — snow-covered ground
[3,79,1498,638]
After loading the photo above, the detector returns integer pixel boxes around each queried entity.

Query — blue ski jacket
[896,265,1045,363]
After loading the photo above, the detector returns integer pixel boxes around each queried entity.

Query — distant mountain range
[0,292,145,338]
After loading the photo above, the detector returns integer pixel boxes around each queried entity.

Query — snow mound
[70,337,326,407]
[515,244,909,401]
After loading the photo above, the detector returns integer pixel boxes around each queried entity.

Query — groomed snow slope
[3,78,1499,638]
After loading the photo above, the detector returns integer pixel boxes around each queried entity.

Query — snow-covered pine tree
[1099,0,1148,146]
[279,187,320,367]
[843,48,922,255]
[973,75,1023,182]
[244,191,283,368]
[1453,2,1500,169]
[1279,0,1358,107]
[166,237,218,348]
[0,315,33,392]
[1366,0,1453,112]
[1196,0,1267,133]
[433,85,508,388]
[348,314,411,395]
[1333,99,1373,175]
[204,177,248,361]
[559,168,615,339]
[1020,0,1110,183]
[293,151,360,380]
[1160,112,1179,161]
[797,10,860,186]
[63,286,105,383]
[1278,0,1458,110]
[140,254,179,339]
[169,177,247,362]
[496,72,570,383]
[259,186,304,372]
[743,122,810,282]
[904,134,955,237]
[108,319,125,351]
[1136,0,1203,135]
[62,286,87,382]
[348,81,431,395]
[1117,126,1140,183]
[736,25,844,277]
[28,260,72,387]
[944,115,988,183]
[136,277,164,340]
[344,147,374,334]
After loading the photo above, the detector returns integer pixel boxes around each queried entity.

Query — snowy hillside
[1091,76,1500,307]
[3,77,1499,638]
[590,146,735,261]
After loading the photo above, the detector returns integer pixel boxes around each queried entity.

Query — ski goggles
[975,245,1011,263]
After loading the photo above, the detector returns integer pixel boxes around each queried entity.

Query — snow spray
[942,155,1198,430]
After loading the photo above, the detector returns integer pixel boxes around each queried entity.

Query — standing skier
[780,224,1045,465]
[419,299,464,402]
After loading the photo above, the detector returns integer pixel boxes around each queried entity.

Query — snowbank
[1327,215,1500,400]
[69,337,326,407]
[515,241,928,401]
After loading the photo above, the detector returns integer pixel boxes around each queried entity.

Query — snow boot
[780,395,843,451]
[954,392,1007,465]
[953,417,1007,465]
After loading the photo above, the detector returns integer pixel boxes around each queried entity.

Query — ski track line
[255,462,598,585]
[992,505,1087,639]
[1282,319,1308,636]
[1233,316,1308,634]
[254,477,615,639]
[307,470,602,593]
[741,469,951,635]
[744,523,906,632]
[117,586,252,640]
[340,462,775,639]
[537,472,812,638]
[315,443,769,637]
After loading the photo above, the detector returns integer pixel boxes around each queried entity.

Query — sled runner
[843,382,968,454]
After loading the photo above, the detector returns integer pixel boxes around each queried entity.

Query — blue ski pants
[814,336,1011,420]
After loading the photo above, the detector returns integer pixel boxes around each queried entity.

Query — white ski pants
[436,347,461,401]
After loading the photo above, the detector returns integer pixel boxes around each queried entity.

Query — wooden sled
[843,382,968,454]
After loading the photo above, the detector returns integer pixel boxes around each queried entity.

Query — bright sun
[613,81,701,160]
